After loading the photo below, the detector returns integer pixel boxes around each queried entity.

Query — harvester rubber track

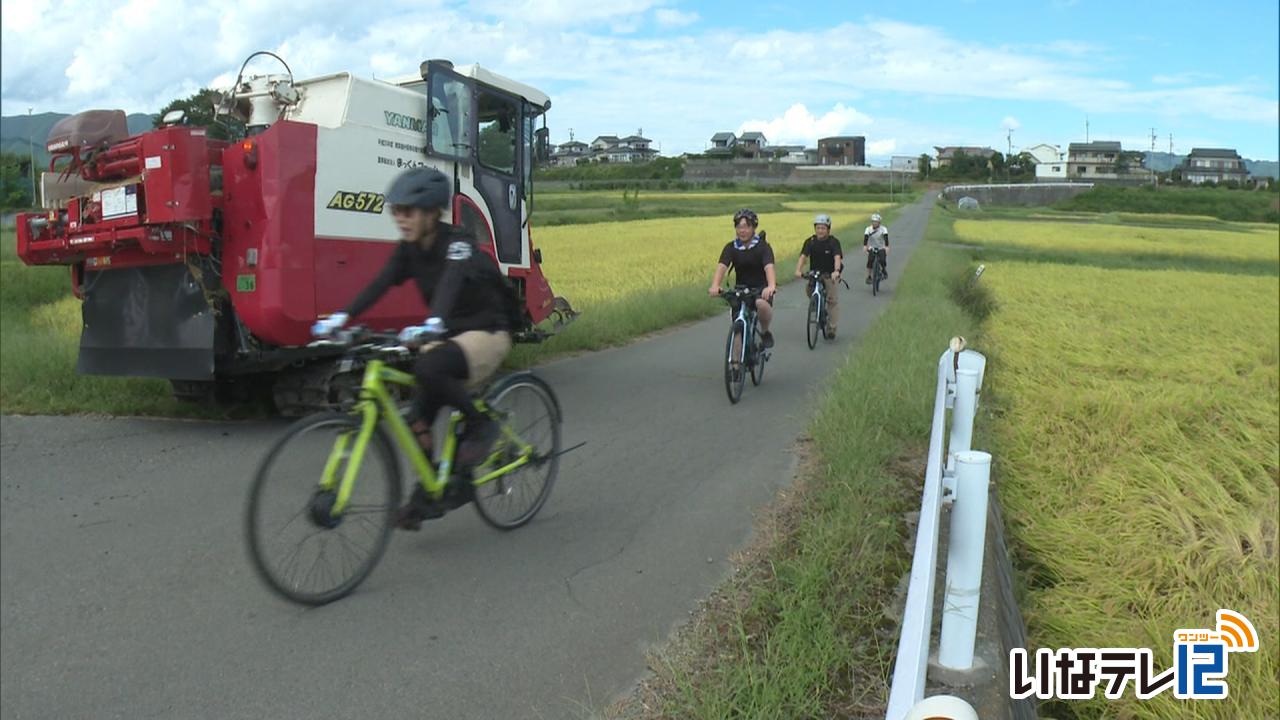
[271,361,369,417]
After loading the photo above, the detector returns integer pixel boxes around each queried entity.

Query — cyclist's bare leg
[755,298,773,333]
[822,276,838,334]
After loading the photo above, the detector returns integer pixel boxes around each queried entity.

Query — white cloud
[738,104,872,146]
[1,5,1274,158]
[867,139,897,156]
[654,8,698,27]
[1002,116,1020,130]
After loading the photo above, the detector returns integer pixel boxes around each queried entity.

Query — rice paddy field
[947,209,1279,719]
[2,190,895,414]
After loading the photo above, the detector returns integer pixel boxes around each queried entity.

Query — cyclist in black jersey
[708,208,777,348]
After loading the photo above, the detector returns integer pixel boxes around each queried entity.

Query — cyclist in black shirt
[794,213,843,338]
[312,168,518,525]
[708,208,777,348]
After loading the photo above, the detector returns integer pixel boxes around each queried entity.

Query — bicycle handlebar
[307,326,426,357]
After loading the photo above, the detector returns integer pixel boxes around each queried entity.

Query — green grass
[0,229,255,417]
[645,218,980,718]
[949,207,1279,719]
[1055,184,1280,223]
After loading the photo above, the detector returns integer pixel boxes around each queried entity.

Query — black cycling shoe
[395,485,445,531]
[457,416,501,466]
[761,331,774,349]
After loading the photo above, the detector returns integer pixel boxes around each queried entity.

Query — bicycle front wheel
[724,324,745,403]
[872,258,882,296]
[806,293,820,349]
[473,374,562,530]
[245,412,401,605]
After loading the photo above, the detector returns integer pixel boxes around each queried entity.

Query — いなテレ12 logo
[1010,609,1259,702]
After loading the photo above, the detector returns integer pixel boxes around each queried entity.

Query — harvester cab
[15,54,577,413]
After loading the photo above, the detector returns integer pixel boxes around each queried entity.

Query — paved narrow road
[1,197,932,720]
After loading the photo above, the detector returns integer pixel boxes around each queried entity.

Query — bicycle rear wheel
[806,292,819,349]
[724,324,745,404]
[246,412,401,605]
[750,320,767,386]
[473,374,561,530]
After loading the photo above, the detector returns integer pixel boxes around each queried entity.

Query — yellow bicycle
[246,330,563,605]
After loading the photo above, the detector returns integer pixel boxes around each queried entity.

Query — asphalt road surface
[1,197,932,720]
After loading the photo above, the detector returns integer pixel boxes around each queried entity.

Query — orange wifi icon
[1216,610,1258,652]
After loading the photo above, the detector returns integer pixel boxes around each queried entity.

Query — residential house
[934,146,996,168]
[550,140,589,167]
[707,132,737,156]
[1024,143,1062,165]
[590,135,619,153]
[737,131,768,158]
[819,136,866,166]
[1183,148,1248,185]
[1035,160,1067,181]
[1066,141,1124,178]
[575,133,659,163]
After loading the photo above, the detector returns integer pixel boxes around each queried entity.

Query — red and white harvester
[16,54,575,413]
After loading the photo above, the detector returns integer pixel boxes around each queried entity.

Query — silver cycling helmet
[813,214,832,227]
[870,213,882,223]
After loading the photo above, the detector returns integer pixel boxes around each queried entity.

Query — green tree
[0,151,35,210]
[155,88,244,140]
[917,153,932,180]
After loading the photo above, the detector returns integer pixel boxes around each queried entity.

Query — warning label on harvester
[97,185,138,219]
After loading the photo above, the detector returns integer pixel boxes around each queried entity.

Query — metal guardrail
[884,339,991,720]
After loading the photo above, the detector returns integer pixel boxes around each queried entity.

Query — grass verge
[1054,184,1280,223]
[614,214,980,718]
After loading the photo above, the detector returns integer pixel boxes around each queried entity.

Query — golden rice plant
[983,257,1279,720]
[953,218,1278,265]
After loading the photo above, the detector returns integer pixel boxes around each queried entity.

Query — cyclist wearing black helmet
[312,167,519,527]
[708,208,777,348]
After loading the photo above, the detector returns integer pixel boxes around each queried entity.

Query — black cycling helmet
[733,208,759,227]
[386,167,451,210]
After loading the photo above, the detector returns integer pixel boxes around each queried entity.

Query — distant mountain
[1144,151,1279,179]
[1,111,154,171]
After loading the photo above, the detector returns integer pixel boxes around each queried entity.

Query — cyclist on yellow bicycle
[312,167,520,525]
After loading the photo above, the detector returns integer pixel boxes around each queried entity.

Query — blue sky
[3,0,1277,162]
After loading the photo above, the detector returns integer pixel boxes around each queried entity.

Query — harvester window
[427,73,472,159]
[477,92,518,176]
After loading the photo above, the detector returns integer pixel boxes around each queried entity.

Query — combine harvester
[17,53,576,414]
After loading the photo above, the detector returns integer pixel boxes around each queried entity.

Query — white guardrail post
[938,450,992,670]
[884,350,951,720]
[885,341,989,720]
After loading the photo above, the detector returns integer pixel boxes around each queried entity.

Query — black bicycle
[719,287,770,403]
[868,248,887,296]
[803,270,848,348]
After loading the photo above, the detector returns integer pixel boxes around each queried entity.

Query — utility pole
[1003,125,1013,178]
[1085,115,1090,143]
[28,107,37,203]
[1150,127,1158,187]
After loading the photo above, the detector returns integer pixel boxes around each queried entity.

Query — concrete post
[938,451,993,670]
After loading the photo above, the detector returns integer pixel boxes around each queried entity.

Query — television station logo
[1010,609,1259,701]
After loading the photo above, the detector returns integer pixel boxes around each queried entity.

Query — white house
[1024,143,1062,164]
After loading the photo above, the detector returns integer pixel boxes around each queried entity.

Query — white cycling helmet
[813,214,832,227]
[870,213,882,223]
